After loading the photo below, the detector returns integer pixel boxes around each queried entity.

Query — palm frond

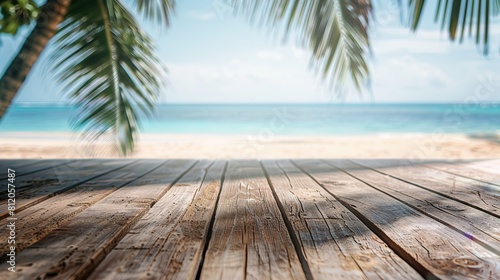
[233,0,372,94]
[130,0,176,26]
[408,0,500,54]
[50,0,166,156]
[0,0,39,35]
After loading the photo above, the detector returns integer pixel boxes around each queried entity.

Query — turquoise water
[1,104,499,135]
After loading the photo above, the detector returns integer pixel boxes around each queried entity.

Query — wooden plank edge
[72,160,199,280]
[338,160,500,256]
[291,160,439,280]
[424,163,500,189]
[350,160,500,220]
[194,161,229,280]
[258,160,314,280]
[0,160,140,220]
[0,159,78,180]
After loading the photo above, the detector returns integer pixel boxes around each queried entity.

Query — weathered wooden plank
[297,159,500,280]
[0,159,39,167]
[0,159,133,219]
[263,160,421,280]
[0,160,163,258]
[462,159,500,175]
[355,159,500,218]
[0,160,122,197]
[0,159,80,180]
[427,160,500,187]
[0,159,196,280]
[200,160,306,280]
[337,160,500,255]
[0,159,42,175]
[89,160,226,280]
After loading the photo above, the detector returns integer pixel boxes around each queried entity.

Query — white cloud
[291,47,307,60]
[383,56,450,87]
[255,50,283,61]
[375,39,451,54]
[373,29,451,54]
[368,54,461,102]
[373,26,500,57]
[188,11,216,21]
[157,25,500,104]
[162,49,330,103]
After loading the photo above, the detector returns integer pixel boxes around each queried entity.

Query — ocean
[1,104,499,135]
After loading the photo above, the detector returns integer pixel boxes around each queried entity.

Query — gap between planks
[0,160,197,279]
[199,160,306,280]
[0,159,79,180]
[338,160,500,256]
[423,160,500,188]
[90,160,227,280]
[262,160,421,280]
[294,159,500,280]
[0,159,168,260]
[352,159,500,219]
[0,159,139,220]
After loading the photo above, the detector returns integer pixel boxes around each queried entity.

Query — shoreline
[1,132,499,159]
[0,131,493,139]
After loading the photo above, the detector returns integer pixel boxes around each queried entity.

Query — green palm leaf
[408,0,500,54]
[233,0,372,93]
[131,0,176,26]
[50,0,166,156]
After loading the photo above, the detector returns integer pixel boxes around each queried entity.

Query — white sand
[0,132,499,159]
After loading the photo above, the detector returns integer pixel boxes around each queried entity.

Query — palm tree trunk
[0,0,72,119]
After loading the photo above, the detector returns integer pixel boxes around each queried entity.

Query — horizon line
[10,101,500,107]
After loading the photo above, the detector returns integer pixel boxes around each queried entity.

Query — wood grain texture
[200,160,305,280]
[263,160,421,280]
[0,159,49,179]
[427,160,500,187]
[89,160,225,280]
[462,159,500,175]
[0,160,195,280]
[297,159,500,280]
[341,160,500,255]
[355,159,500,218]
[0,159,132,219]
[0,159,161,257]
[0,159,81,178]
[0,159,498,279]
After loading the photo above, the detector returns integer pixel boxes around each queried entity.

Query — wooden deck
[0,159,499,279]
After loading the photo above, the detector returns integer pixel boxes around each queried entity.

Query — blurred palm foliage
[408,0,500,54]
[233,0,372,93]
[0,0,174,156]
[0,0,499,156]
[0,0,39,35]
[50,0,170,155]
[234,0,500,94]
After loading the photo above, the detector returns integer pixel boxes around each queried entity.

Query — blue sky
[1,0,500,104]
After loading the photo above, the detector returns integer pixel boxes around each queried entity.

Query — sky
[1,0,500,104]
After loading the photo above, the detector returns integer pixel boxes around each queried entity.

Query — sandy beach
[0,132,499,159]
